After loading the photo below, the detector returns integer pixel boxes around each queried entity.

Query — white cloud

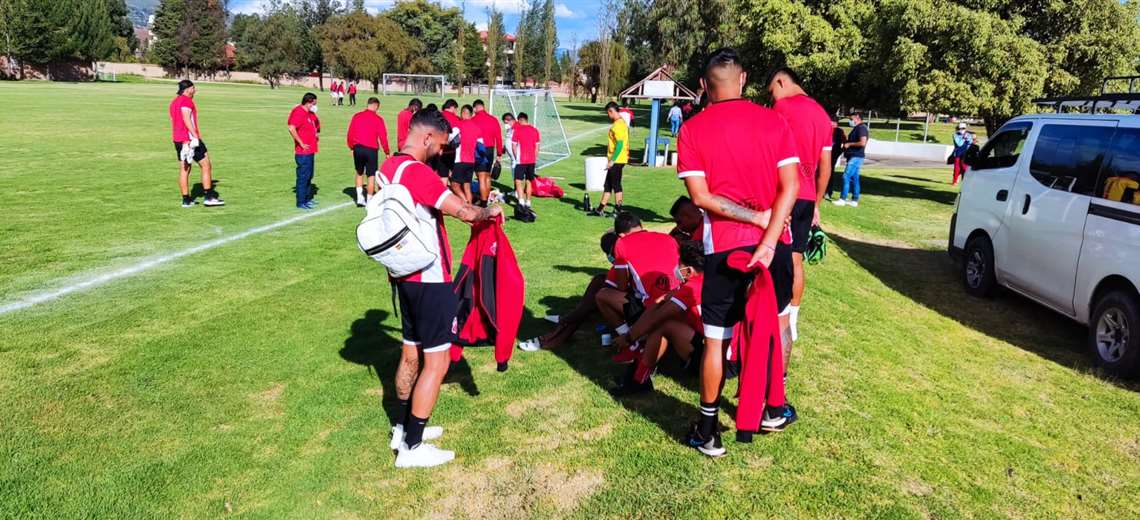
[554,3,578,18]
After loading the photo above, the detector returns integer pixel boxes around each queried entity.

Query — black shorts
[352,145,379,176]
[790,199,815,253]
[701,243,794,339]
[604,164,625,192]
[623,294,646,325]
[451,162,476,184]
[173,140,207,163]
[513,164,536,182]
[434,150,455,178]
[396,281,459,352]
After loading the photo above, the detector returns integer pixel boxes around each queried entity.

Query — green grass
[1,81,1138,518]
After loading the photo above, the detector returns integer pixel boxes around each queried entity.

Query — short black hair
[367,97,380,106]
[461,104,473,115]
[177,79,194,94]
[704,47,743,78]
[605,101,619,112]
[600,231,618,256]
[502,112,514,122]
[517,112,528,121]
[409,108,452,135]
[765,66,800,87]
[425,103,438,111]
[409,98,422,110]
[669,195,694,218]
[442,99,458,110]
[850,111,864,120]
[614,211,642,234]
[679,241,705,271]
[473,99,485,108]
[302,92,318,105]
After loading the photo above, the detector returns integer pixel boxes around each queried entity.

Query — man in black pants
[590,102,629,217]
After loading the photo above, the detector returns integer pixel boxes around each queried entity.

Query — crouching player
[522,231,619,351]
[610,240,706,396]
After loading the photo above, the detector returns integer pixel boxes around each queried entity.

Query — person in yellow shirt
[591,102,630,216]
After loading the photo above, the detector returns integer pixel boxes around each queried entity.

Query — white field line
[0,124,609,317]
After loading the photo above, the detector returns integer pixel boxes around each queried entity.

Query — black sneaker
[685,422,726,457]
[608,377,653,397]
[181,197,196,208]
[761,404,798,433]
[496,362,509,372]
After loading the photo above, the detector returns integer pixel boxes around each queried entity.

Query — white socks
[616,323,630,335]
[788,305,800,342]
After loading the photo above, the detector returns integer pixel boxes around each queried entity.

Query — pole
[648,98,660,166]
[895,118,901,142]
[923,113,930,142]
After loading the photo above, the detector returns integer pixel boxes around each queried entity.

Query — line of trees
[1,0,137,79]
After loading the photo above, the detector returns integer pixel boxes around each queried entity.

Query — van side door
[1002,120,1117,315]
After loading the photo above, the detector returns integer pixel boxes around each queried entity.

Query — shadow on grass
[339,309,480,425]
[831,234,1139,391]
[555,192,672,224]
[189,179,221,199]
[859,174,957,205]
[553,264,606,277]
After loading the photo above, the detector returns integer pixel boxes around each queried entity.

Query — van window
[1097,128,1140,206]
[971,122,1030,171]
[1028,124,1115,195]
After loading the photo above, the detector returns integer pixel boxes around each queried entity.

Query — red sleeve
[346,115,356,150]
[287,107,304,128]
[403,165,450,209]
[377,116,390,155]
[676,125,703,179]
[670,282,698,311]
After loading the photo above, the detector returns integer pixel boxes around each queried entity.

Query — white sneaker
[832,199,847,206]
[395,442,455,468]
[388,423,443,450]
[356,195,366,207]
[849,201,859,208]
[789,307,800,343]
[518,338,541,352]
[543,315,560,324]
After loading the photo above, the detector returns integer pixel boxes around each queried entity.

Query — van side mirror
[964,146,980,167]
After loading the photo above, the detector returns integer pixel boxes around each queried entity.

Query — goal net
[490,88,571,170]
[382,73,446,99]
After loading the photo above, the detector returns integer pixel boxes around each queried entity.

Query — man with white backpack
[366,108,502,468]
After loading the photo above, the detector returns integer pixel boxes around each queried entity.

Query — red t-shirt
[676,99,799,254]
[442,110,461,129]
[346,110,391,154]
[773,94,833,201]
[474,111,503,155]
[397,108,414,150]
[613,230,681,303]
[455,118,483,164]
[605,267,620,288]
[169,95,198,142]
[288,105,319,155]
[378,154,453,283]
[670,274,704,332]
[511,124,541,165]
[348,84,357,94]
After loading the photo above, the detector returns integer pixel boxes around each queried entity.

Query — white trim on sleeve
[423,342,452,353]
[670,296,689,311]
[703,323,732,340]
[677,170,706,179]
[612,264,629,270]
[434,191,451,209]
[822,146,833,151]
[776,157,801,168]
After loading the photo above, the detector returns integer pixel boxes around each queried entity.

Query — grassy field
[1,80,1137,519]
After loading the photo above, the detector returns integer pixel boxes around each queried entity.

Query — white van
[949,107,1140,377]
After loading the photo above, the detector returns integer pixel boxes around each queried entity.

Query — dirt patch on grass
[902,478,934,496]
[250,382,285,419]
[504,392,563,418]
[428,457,604,518]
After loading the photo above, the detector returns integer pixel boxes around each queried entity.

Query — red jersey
[613,230,681,303]
[676,99,799,254]
[378,155,453,283]
[511,124,541,165]
[169,94,198,142]
[442,110,461,129]
[773,94,833,201]
[348,83,357,94]
[346,110,390,154]
[474,111,503,155]
[670,274,704,332]
[455,118,483,164]
[605,267,620,288]
[288,105,319,155]
[397,108,414,149]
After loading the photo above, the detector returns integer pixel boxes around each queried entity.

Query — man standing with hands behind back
[676,48,800,457]
[287,93,321,210]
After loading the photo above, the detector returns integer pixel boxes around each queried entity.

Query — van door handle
[1022,194,1031,215]
[996,190,1008,201]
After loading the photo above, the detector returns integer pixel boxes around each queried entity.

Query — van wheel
[1089,290,1140,378]
[963,236,996,297]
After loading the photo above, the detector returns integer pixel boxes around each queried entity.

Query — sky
[228,0,602,48]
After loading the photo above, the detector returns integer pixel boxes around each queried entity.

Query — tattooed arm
[439,194,504,224]
[682,175,772,229]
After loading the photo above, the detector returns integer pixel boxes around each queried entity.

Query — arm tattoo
[456,203,494,223]
[713,195,761,226]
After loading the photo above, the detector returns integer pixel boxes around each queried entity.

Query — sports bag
[356,160,439,278]
[805,225,827,265]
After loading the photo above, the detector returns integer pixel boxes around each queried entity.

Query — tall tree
[237,5,309,88]
[595,0,620,98]
[485,7,504,86]
[70,0,116,63]
[381,1,464,78]
[4,0,68,77]
[454,1,466,92]
[513,4,528,85]
[317,11,419,92]
[299,0,345,90]
[462,22,486,88]
[540,0,557,85]
[152,0,228,76]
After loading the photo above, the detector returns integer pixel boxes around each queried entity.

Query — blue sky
[229,0,602,48]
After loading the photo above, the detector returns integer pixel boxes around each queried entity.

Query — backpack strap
[392,160,415,184]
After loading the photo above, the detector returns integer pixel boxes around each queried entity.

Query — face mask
[310,104,318,114]
[606,253,616,264]
[848,120,856,128]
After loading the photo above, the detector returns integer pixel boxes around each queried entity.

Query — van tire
[963,236,996,297]
[1089,290,1140,378]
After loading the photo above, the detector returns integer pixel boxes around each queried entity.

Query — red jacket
[450,216,525,368]
[725,251,786,434]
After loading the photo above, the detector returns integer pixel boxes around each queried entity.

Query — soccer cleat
[832,199,847,206]
[496,362,509,372]
[849,201,859,208]
[203,196,225,207]
[611,343,641,364]
[608,377,653,397]
[685,422,726,457]
[761,404,798,433]
[389,423,444,450]
[394,442,455,468]
[182,198,196,208]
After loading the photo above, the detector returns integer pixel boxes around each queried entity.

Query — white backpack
[356,160,440,278]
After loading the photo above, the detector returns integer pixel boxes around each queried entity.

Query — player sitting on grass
[595,212,681,365]
[610,240,706,396]
[669,196,705,244]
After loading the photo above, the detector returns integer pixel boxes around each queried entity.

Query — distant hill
[126,0,160,27]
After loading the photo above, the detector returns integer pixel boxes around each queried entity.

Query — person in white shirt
[668,103,683,136]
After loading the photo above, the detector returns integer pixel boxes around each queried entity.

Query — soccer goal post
[490,88,571,170]
[381,73,447,99]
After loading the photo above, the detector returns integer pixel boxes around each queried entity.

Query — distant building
[478,31,516,83]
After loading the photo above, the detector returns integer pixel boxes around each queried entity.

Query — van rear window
[1097,128,1140,206]
[1029,124,1115,195]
